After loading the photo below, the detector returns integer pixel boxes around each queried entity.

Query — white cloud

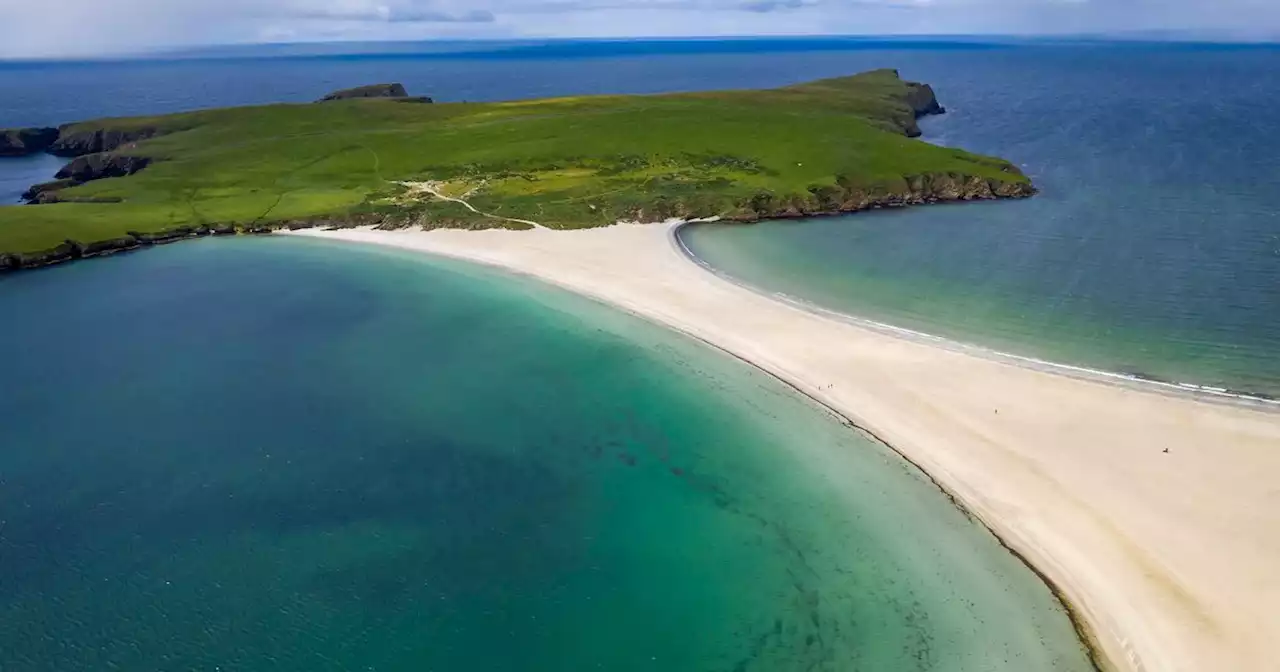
[0,0,1274,58]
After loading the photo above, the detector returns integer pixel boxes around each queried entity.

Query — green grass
[0,69,1031,256]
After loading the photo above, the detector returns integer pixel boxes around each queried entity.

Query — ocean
[0,236,1092,670]
[2,37,1274,669]
[2,39,1277,397]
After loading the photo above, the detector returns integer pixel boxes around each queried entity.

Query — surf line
[671,222,1279,411]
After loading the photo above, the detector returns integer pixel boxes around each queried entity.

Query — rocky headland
[901,78,947,138]
[0,127,60,156]
[317,83,433,103]
[54,153,152,183]
[48,125,163,157]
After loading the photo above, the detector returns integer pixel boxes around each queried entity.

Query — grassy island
[0,69,1033,269]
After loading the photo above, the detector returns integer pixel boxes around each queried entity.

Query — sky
[2,0,1277,58]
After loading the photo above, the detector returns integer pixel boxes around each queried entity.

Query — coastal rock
[0,226,234,270]
[886,70,946,138]
[0,127,60,156]
[48,126,161,157]
[318,83,417,102]
[904,81,946,118]
[744,170,1035,222]
[55,153,151,183]
[21,179,77,204]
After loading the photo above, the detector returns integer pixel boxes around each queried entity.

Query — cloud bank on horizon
[1,0,1274,58]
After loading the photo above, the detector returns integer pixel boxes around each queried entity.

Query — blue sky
[1,0,1274,58]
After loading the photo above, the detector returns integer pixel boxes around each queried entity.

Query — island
[2,68,1278,672]
[0,70,1032,270]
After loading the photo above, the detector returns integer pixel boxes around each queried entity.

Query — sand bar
[287,223,1280,672]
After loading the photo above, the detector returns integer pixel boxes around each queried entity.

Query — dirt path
[399,181,544,229]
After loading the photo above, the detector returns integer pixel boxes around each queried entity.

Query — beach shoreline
[285,222,1280,672]
[671,222,1280,411]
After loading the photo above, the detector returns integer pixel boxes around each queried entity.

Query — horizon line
[4,32,1278,64]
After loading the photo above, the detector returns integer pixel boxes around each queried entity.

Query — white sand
[287,223,1280,672]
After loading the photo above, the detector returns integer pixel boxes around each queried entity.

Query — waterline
[674,222,1280,410]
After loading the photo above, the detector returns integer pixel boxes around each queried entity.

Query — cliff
[48,125,163,157]
[905,82,946,117]
[900,79,947,138]
[0,225,258,270]
[55,153,152,182]
[619,170,1037,225]
[0,127,61,156]
[21,179,77,204]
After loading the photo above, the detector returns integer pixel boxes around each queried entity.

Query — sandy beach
[287,222,1280,672]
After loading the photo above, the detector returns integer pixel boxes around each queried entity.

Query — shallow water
[0,152,62,204]
[3,41,1277,396]
[0,237,1093,670]
[681,46,1280,396]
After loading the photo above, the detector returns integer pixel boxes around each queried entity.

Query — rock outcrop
[48,125,162,157]
[0,127,60,156]
[889,71,946,138]
[904,82,946,118]
[317,83,433,103]
[21,179,77,204]
[319,83,410,101]
[55,153,152,182]
[737,170,1036,222]
[0,225,264,270]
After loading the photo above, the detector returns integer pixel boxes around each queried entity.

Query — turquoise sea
[0,237,1093,670]
[4,37,1274,670]
[2,39,1275,396]
[678,45,1280,397]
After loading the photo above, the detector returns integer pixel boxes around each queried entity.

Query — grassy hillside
[0,69,1032,262]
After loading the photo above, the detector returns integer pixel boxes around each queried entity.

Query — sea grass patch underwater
[0,236,1093,671]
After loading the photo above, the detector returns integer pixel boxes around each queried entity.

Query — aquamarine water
[0,237,1093,670]
[678,45,1280,397]
[3,41,1277,397]
[2,39,1272,667]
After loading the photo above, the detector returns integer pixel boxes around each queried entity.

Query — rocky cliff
[48,125,162,157]
[905,82,946,118]
[897,74,947,138]
[724,170,1035,222]
[0,225,258,270]
[0,127,60,156]
[21,179,77,204]
[15,153,154,203]
[55,153,152,182]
